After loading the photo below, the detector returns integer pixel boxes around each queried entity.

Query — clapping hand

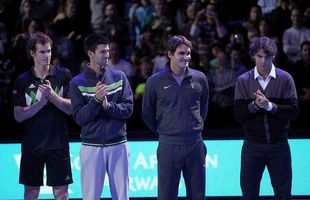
[38,80,55,104]
[254,89,269,109]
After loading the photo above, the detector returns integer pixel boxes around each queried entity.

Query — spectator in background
[253,17,279,43]
[282,8,310,63]
[11,18,44,75]
[144,0,175,44]
[45,23,77,75]
[257,0,277,16]
[12,32,73,200]
[129,0,154,47]
[304,6,310,28]
[234,36,298,199]
[26,0,55,23]
[53,0,88,40]
[229,45,248,77]
[152,44,168,74]
[225,31,248,55]
[208,50,237,127]
[178,2,200,45]
[138,26,158,59]
[98,1,129,47]
[269,0,291,41]
[208,42,224,73]
[128,54,152,131]
[53,0,79,25]
[289,41,310,128]
[255,17,284,66]
[242,5,262,42]
[52,54,69,69]
[190,2,227,67]
[108,41,135,85]
[134,56,153,100]
[129,47,141,74]
[15,0,31,36]
[142,35,209,200]
[89,0,106,32]
[52,0,89,57]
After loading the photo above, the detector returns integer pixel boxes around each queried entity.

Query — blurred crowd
[0,0,309,140]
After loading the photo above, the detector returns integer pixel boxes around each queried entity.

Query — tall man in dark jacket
[70,34,133,200]
[234,36,298,200]
[142,35,209,200]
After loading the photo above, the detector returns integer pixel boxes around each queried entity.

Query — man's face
[253,48,273,71]
[291,9,302,27]
[168,44,191,69]
[109,42,119,60]
[31,43,52,67]
[231,50,241,62]
[301,44,310,62]
[105,4,116,18]
[91,44,110,68]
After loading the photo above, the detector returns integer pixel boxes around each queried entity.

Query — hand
[254,89,269,109]
[95,81,109,102]
[196,8,206,20]
[131,2,139,11]
[102,96,110,109]
[152,18,163,29]
[38,94,48,105]
[206,10,217,20]
[39,80,55,100]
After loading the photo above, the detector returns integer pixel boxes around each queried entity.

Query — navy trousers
[157,141,207,200]
[240,140,292,200]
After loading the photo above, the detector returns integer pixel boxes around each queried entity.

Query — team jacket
[70,66,133,146]
[234,68,299,143]
[142,66,209,145]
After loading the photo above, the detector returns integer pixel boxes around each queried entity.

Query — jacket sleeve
[234,77,259,124]
[268,75,299,120]
[70,81,102,126]
[105,76,133,120]
[141,78,158,134]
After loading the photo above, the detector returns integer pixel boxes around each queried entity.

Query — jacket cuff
[248,101,259,113]
[270,102,278,114]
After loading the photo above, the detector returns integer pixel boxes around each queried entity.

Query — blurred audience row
[0,0,309,140]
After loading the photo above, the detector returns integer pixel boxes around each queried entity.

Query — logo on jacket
[164,85,172,89]
[190,79,195,88]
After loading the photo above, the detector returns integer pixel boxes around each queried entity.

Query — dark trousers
[157,141,206,200]
[240,140,292,200]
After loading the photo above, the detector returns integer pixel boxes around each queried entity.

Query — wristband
[94,96,103,104]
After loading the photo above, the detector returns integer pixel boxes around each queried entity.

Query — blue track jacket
[70,66,133,146]
[142,66,209,145]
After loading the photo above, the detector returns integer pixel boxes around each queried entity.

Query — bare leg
[24,185,40,200]
[53,185,69,200]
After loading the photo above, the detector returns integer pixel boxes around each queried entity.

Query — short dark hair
[300,40,310,50]
[166,35,192,58]
[249,36,277,58]
[84,34,109,55]
[26,31,53,55]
